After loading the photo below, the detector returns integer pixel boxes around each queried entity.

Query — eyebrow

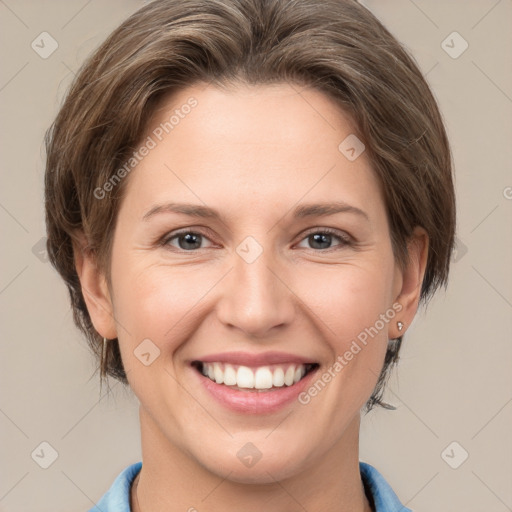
[142,201,369,222]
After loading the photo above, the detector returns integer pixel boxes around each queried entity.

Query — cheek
[296,261,394,401]
[110,262,204,399]
[111,258,217,351]
[298,261,395,342]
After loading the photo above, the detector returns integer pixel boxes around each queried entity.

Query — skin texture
[74,82,428,512]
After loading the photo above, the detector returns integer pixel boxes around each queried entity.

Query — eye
[161,227,352,252]
[162,230,215,251]
[296,228,352,251]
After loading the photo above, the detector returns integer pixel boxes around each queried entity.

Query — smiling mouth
[191,361,319,392]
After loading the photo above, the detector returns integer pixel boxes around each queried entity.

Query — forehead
[148,81,360,155]
[120,81,385,224]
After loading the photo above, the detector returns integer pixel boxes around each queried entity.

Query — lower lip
[193,366,319,414]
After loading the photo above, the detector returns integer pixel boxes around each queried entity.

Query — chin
[196,445,309,485]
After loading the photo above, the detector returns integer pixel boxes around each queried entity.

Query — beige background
[1,0,511,510]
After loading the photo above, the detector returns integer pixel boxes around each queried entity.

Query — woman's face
[87,82,419,483]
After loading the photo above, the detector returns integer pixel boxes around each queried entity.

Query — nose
[216,244,296,339]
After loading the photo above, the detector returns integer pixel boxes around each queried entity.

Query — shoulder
[359,461,413,512]
[87,461,142,512]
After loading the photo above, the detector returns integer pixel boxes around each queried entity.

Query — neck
[131,406,373,512]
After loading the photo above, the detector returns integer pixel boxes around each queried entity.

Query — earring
[397,321,404,332]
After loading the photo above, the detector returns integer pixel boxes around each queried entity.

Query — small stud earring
[397,321,404,332]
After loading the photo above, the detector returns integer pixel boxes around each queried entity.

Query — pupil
[311,233,330,249]
[180,233,201,250]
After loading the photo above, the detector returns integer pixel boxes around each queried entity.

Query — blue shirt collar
[360,461,413,511]
[89,461,412,512]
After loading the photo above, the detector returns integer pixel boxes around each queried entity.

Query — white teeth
[272,367,285,387]
[200,362,313,390]
[223,364,237,386]
[213,363,224,384]
[254,367,273,389]
[284,365,296,386]
[236,366,255,388]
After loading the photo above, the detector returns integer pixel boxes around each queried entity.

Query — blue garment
[88,460,412,511]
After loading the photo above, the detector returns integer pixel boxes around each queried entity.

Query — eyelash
[160,227,353,253]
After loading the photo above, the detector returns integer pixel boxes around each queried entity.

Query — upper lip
[192,351,318,367]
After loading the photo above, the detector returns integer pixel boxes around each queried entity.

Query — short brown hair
[44,0,456,411]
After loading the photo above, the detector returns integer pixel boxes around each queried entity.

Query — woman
[44,0,456,510]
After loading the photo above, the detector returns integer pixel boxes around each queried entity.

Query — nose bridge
[217,235,295,337]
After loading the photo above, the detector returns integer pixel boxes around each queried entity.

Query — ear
[390,226,429,338]
[72,231,117,340]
